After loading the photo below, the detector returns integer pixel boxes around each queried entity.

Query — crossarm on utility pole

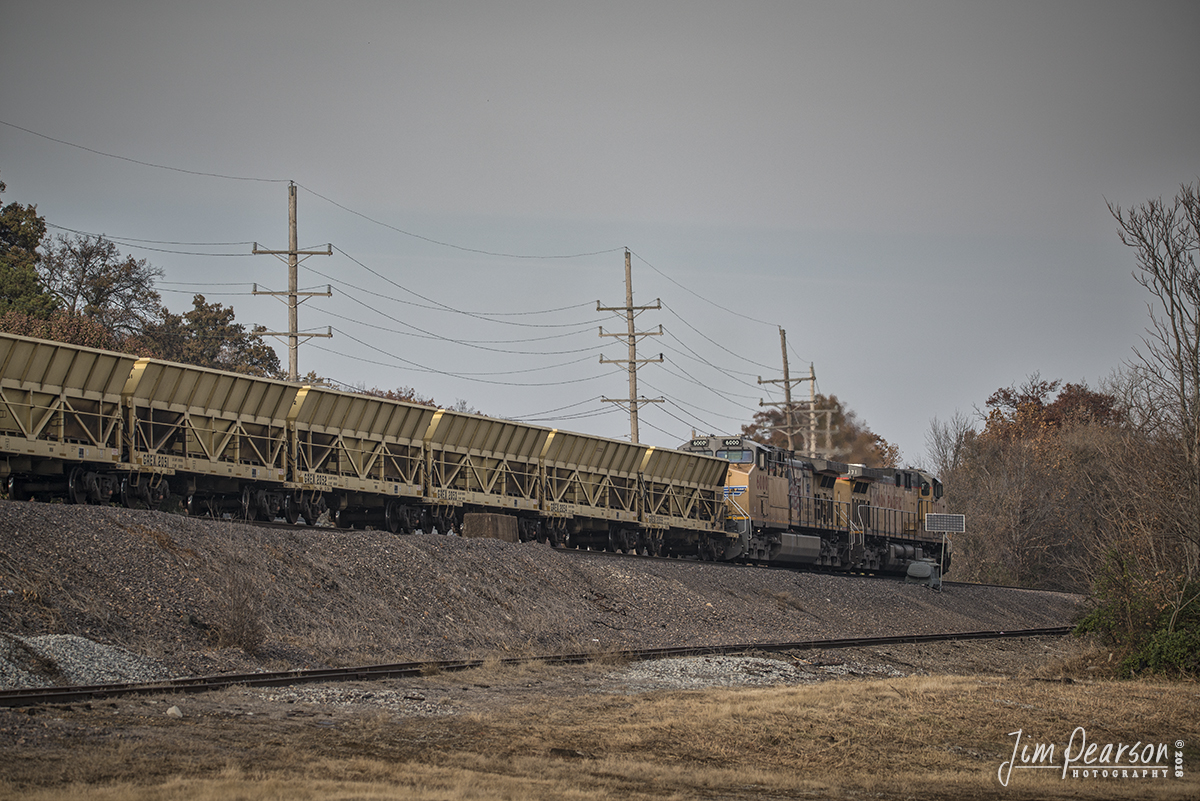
[252,182,333,381]
[597,249,663,443]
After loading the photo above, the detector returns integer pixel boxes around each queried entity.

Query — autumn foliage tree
[134,294,283,378]
[945,376,1125,592]
[741,393,900,467]
[0,173,56,319]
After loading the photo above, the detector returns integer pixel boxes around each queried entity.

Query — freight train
[0,331,952,576]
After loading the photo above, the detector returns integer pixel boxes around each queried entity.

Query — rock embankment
[0,501,1082,687]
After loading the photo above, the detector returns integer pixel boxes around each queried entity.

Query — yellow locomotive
[681,436,953,576]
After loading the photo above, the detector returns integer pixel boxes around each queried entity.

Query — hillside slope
[0,501,1081,679]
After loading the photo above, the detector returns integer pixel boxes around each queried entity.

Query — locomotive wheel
[67,467,88,505]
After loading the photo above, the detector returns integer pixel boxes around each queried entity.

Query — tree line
[928,181,1200,677]
[0,171,284,376]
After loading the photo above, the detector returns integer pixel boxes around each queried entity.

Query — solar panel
[925,513,965,533]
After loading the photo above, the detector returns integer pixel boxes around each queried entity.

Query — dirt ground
[0,501,1082,681]
[4,503,1186,799]
[4,635,1196,800]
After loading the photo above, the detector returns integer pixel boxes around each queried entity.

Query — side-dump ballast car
[0,331,952,576]
[0,332,727,557]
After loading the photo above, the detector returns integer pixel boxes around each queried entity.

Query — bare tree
[1109,181,1200,578]
[925,411,974,479]
[38,233,163,339]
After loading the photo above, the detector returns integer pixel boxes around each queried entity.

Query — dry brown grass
[210,566,266,654]
[2,670,1195,801]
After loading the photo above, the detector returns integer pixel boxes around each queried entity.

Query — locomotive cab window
[716,449,752,463]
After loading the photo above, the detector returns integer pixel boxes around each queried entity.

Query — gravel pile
[611,653,907,692]
[257,685,454,717]
[0,633,169,689]
[0,500,1084,688]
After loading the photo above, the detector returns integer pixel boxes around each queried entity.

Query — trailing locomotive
[680,435,952,575]
[0,331,954,577]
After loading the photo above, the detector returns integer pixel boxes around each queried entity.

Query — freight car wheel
[300,497,324,526]
[186,494,216,517]
[7,477,27,502]
[254,490,276,522]
[283,494,301,526]
[384,500,403,534]
[121,475,159,509]
[67,467,88,505]
[120,477,139,509]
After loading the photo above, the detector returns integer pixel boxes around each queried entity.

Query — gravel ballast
[0,501,1083,688]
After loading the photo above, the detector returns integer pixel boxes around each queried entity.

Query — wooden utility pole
[757,328,814,451]
[757,329,839,457]
[598,249,663,443]
[252,182,333,381]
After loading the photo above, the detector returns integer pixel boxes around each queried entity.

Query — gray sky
[2,1,1197,465]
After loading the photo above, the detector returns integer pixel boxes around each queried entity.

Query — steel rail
[0,626,1071,709]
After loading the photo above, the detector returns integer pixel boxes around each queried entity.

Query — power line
[659,330,764,386]
[44,224,253,257]
[309,283,606,355]
[159,281,256,287]
[300,183,623,260]
[314,332,614,388]
[7,120,620,261]
[657,358,761,404]
[630,249,779,328]
[520,407,624,424]
[158,288,256,296]
[660,301,778,372]
[639,379,748,424]
[511,396,605,419]
[1,119,289,183]
[324,247,605,327]
[44,224,256,247]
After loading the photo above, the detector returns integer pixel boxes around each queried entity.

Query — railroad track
[0,626,1072,709]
